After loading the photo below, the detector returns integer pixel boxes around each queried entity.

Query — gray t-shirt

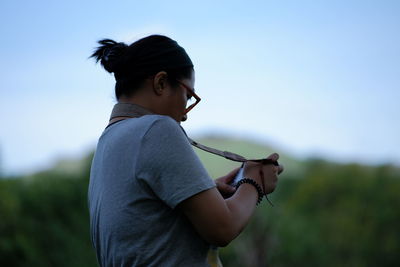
[88,115,216,267]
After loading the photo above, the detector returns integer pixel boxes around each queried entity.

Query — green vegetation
[1,138,399,266]
[0,153,97,267]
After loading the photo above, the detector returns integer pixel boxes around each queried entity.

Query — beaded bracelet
[235,178,264,205]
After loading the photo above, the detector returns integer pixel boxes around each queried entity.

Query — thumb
[267,153,279,161]
[224,167,241,182]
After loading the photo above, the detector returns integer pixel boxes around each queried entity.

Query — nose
[181,114,187,121]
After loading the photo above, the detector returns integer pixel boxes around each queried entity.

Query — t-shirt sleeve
[136,116,216,208]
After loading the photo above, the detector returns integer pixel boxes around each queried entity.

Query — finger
[262,163,278,177]
[277,164,284,175]
[267,153,279,161]
[224,167,241,182]
[216,181,236,194]
[245,161,260,167]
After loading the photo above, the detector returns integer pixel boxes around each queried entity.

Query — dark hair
[90,35,194,100]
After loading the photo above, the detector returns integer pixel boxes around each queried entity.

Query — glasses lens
[187,96,194,106]
[178,80,200,114]
[185,87,195,107]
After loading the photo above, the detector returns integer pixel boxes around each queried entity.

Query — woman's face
[165,71,195,123]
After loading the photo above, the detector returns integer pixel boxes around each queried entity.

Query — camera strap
[107,102,278,165]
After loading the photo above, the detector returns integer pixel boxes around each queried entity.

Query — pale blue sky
[0,0,399,174]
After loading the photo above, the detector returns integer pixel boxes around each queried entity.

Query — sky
[0,0,399,175]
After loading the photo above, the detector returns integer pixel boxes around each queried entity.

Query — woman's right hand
[261,153,283,194]
[243,153,283,194]
[243,161,264,187]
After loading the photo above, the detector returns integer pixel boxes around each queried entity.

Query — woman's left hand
[215,167,240,198]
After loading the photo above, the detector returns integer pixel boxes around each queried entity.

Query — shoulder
[146,115,180,129]
[142,115,186,139]
[107,115,181,135]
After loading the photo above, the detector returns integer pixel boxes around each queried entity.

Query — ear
[153,71,168,96]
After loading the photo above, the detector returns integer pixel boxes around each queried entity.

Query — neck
[109,102,154,122]
[117,96,159,115]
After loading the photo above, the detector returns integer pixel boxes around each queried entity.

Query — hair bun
[91,39,128,73]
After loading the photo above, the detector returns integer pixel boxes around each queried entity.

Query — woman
[88,35,283,266]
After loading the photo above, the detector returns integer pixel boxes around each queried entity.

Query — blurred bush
[219,159,400,267]
[1,138,399,267]
[0,153,97,267]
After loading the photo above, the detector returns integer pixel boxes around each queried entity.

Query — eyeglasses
[176,80,201,114]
